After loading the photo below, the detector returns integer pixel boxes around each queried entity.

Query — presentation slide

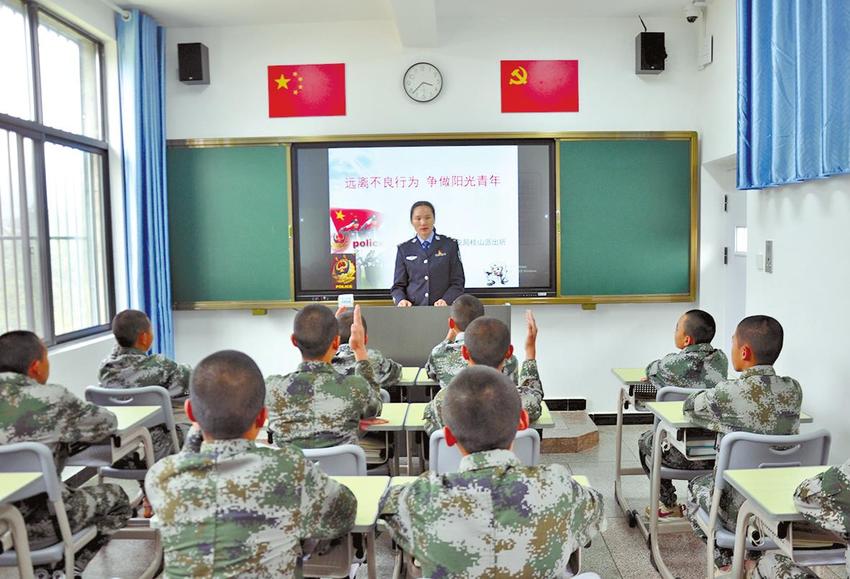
[327,145,519,290]
[292,139,554,300]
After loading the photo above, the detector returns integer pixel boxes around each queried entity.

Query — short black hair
[0,331,45,375]
[190,350,265,439]
[682,309,717,344]
[336,310,366,344]
[464,317,511,368]
[443,366,520,453]
[293,304,339,359]
[409,200,435,221]
[451,294,485,331]
[112,309,151,348]
[735,315,784,365]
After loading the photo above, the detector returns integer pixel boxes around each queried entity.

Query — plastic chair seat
[0,525,96,567]
[659,466,713,481]
[695,508,778,551]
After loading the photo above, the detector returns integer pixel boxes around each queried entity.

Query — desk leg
[405,431,412,476]
[390,431,399,477]
[614,387,627,515]
[366,530,377,579]
[649,424,675,579]
[730,500,754,579]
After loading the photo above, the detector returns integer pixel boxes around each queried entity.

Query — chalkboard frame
[167,131,697,309]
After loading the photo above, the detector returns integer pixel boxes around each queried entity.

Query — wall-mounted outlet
[764,240,774,273]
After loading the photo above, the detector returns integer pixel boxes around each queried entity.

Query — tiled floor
[4,425,846,578]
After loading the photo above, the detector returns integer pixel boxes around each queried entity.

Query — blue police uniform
[391,232,465,306]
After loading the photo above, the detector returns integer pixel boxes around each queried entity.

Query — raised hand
[525,310,538,360]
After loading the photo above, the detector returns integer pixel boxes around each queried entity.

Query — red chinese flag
[268,63,346,117]
[500,60,579,113]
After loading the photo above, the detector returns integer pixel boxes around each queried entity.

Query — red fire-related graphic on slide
[329,208,382,253]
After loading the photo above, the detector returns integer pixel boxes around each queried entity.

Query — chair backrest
[302,444,367,476]
[429,428,540,474]
[0,442,63,502]
[86,385,175,433]
[713,429,831,494]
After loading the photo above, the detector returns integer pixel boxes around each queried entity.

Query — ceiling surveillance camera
[684,5,702,23]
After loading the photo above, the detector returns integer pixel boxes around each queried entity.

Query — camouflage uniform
[425,332,519,388]
[423,360,545,436]
[755,460,850,578]
[683,365,803,567]
[265,360,382,449]
[0,372,132,569]
[98,344,192,461]
[145,433,356,578]
[638,343,729,508]
[331,344,402,388]
[379,448,606,578]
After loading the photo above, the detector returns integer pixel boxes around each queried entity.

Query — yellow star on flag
[275,74,291,90]
[335,210,345,220]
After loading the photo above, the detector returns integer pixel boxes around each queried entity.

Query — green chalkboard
[559,138,695,298]
[167,145,291,303]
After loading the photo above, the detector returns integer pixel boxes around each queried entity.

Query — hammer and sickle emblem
[508,66,528,85]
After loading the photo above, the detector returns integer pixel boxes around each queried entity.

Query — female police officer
[391,201,465,307]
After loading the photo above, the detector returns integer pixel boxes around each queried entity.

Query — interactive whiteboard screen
[292,139,555,301]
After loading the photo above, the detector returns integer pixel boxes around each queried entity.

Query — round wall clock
[403,62,443,103]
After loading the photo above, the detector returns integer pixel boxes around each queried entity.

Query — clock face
[403,62,443,103]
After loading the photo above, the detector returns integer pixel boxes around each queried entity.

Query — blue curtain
[737,0,850,190]
[115,10,174,357]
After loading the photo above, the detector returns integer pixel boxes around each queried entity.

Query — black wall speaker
[178,42,210,85]
[635,32,666,74]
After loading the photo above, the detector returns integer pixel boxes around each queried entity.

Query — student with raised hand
[637,309,729,518]
[754,459,850,578]
[380,365,604,578]
[266,304,382,448]
[425,293,518,388]
[684,315,803,570]
[332,309,402,388]
[423,312,544,435]
[145,350,356,578]
[0,331,132,575]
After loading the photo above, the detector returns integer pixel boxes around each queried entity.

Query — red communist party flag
[268,63,346,117]
[500,60,579,113]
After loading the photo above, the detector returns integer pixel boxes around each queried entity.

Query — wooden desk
[0,473,41,503]
[366,403,409,475]
[332,476,390,579]
[66,406,159,469]
[532,401,555,429]
[724,466,839,578]
[612,367,647,384]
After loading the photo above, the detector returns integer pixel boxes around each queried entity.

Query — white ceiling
[123,0,688,28]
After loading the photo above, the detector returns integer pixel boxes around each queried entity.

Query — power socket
[764,240,774,273]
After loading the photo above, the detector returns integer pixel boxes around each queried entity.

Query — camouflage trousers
[754,553,818,579]
[686,472,759,568]
[637,429,714,508]
[14,482,132,569]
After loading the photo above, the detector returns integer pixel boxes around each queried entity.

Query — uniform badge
[406,255,418,261]
[435,250,447,257]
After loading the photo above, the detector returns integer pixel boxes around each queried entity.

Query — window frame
[0,0,115,345]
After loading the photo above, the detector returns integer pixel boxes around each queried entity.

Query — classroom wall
[747,176,850,460]
[167,13,729,411]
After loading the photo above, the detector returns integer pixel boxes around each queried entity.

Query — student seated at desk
[332,309,402,387]
[0,331,132,575]
[755,459,850,579]
[425,294,518,387]
[638,309,729,518]
[423,312,544,436]
[146,350,356,577]
[266,304,382,448]
[380,366,604,578]
[684,315,803,570]
[99,309,192,459]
